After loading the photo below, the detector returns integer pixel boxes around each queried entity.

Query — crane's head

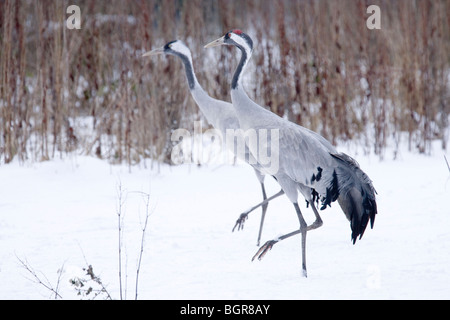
[204,29,253,54]
[142,40,192,61]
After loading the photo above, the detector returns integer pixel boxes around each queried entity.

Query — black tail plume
[331,153,377,244]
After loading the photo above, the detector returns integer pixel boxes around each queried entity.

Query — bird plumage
[205,30,378,276]
[231,71,377,242]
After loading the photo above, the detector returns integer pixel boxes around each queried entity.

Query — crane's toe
[232,213,249,232]
[252,239,278,261]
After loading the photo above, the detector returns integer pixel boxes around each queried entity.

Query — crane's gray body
[233,85,377,241]
[224,30,377,244]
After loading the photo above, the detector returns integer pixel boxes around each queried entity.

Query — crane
[205,30,377,277]
[142,40,284,246]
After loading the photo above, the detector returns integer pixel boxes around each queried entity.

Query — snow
[1,141,450,300]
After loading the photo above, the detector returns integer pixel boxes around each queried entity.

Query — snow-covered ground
[1,140,449,300]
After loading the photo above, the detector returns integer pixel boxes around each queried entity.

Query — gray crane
[205,30,377,277]
[142,40,284,245]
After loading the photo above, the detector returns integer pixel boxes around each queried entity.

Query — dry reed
[0,0,448,165]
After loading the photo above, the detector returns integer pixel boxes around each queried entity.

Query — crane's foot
[251,239,278,261]
[302,267,308,278]
[232,213,249,232]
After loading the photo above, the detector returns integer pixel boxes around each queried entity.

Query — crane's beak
[204,36,225,48]
[142,47,164,57]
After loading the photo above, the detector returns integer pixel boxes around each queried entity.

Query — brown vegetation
[0,0,448,165]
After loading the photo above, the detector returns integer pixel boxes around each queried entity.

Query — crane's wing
[281,123,378,243]
[277,123,339,204]
[250,116,377,243]
[245,112,338,198]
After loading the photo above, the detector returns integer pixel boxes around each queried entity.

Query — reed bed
[1,0,448,165]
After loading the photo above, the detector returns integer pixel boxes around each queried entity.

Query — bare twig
[69,264,113,300]
[16,255,64,299]
[16,182,152,300]
[135,191,152,300]
[85,265,113,300]
[116,181,127,300]
[445,155,450,173]
[76,245,113,300]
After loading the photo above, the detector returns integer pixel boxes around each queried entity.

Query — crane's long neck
[176,52,224,128]
[231,44,250,90]
[230,45,262,128]
[177,52,214,106]
[177,53,197,91]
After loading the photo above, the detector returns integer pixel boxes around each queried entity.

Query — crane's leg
[252,230,301,262]
[294,202,308,277]
[252,218,322,262]
[256,182,268,246]
[252,202,324,276]
[232,189,284,232]
[308,201,323,230]
[252,202,309,277]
